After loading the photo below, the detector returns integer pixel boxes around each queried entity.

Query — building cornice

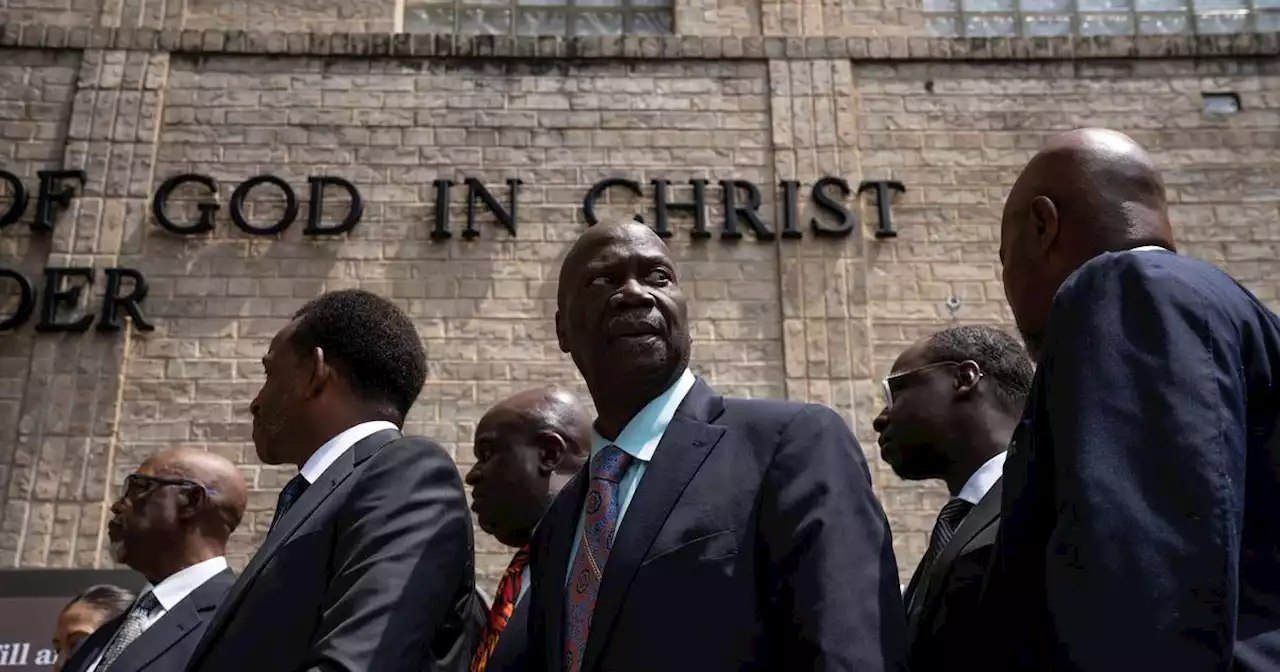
[1,24,1278,60]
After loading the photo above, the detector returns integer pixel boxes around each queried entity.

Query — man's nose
[464,463,481,486]
[872,407,889,433]
[613,277,655,306]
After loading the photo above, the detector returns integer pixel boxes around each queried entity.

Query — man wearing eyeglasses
[61,448,247,672]
[872,326,1033,672]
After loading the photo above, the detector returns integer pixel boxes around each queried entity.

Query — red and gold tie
[470,544,531,672]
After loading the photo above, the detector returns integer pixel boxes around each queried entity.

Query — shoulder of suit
[1064,248,1258,320]
[717,397,847,435]
[366,433,452,461]
[1076,248,1234,294]
[719,395,806,416]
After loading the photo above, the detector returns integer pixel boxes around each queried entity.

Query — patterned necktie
[269,474,309,533]
[470,544,531,672]
[908,497,974,613]
[564,445,632,672]
[93,591,160,671]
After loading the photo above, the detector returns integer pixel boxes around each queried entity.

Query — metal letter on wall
[230,175,298,236]
[152,174,219,235]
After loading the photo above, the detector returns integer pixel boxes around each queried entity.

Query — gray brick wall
[1,22,1278,593]
[0,48,82,566]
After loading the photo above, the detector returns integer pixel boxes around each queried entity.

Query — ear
[954,360,982,397]
[177,485,206,521]
[535,431,569,476]
[555,310,570,354]
[1029,195,1060,254]
[304,346,331,399]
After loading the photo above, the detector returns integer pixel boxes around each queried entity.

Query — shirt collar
[1128,244,1172,253]
[299,420,398,483]
[956,451,1006,505]
[144,556,229,612]
[590,368,697,463]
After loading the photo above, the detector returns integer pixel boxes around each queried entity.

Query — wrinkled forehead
[559,226,673,288]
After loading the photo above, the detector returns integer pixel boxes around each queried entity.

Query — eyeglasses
[880,360,983,408]
[119,474,215,501]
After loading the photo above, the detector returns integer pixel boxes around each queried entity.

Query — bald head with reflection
[465,387,592,548]
[999,128,1175,357]
[108,448,248,582]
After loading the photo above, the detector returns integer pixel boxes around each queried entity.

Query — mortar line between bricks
[845,60,878,466]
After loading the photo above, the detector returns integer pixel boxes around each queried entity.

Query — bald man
[516,219,906,672]
[984,128,1280,669]
[465,387,592,672]
[62,449,246,672]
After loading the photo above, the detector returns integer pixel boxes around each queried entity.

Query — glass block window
[922,0,1280,36]
[403,0,674,36]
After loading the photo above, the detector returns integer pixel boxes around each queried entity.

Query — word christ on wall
[0,170,907,334]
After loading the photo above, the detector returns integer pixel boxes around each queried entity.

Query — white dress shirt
[565,368,697,585]
[956,451,1007,506]
[300,420,399,484]
[89,556,229,671]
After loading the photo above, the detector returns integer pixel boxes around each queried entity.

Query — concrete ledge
[2,23,1278,60]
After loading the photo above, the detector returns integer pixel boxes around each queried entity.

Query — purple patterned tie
[564,445,632,672]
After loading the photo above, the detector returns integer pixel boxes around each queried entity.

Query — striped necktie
[908,497,973,613]
[563,445,632,672]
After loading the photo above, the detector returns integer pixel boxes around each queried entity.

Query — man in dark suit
[63,449,246,672]
[983,127,1280,669]
[185,289,476,672]
[516,219,907,672]
[872,326,1033,671]
[464,387,591,672]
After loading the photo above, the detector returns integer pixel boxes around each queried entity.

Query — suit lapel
[581,382,726,672]
[902,559,928,624]
[195,429,400,663]
[916,478,1003,619]
[102,569,236,672]
[104,597,199,672]
[541,470,587,672]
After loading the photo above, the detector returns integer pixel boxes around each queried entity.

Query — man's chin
[253,438,284,465]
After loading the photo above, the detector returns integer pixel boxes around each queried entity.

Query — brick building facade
[1,0,1278,592]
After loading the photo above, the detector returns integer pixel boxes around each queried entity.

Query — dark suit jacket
[469,585,530,672]
[980,249,1280,670]
[185,429,476,672]
[903,479,1001,672]
[62,568,235,672]
[515,379,908,672]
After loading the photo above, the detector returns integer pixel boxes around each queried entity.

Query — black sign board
[0,569,146,670]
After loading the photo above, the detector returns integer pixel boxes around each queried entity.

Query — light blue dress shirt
[565,368,697,585]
